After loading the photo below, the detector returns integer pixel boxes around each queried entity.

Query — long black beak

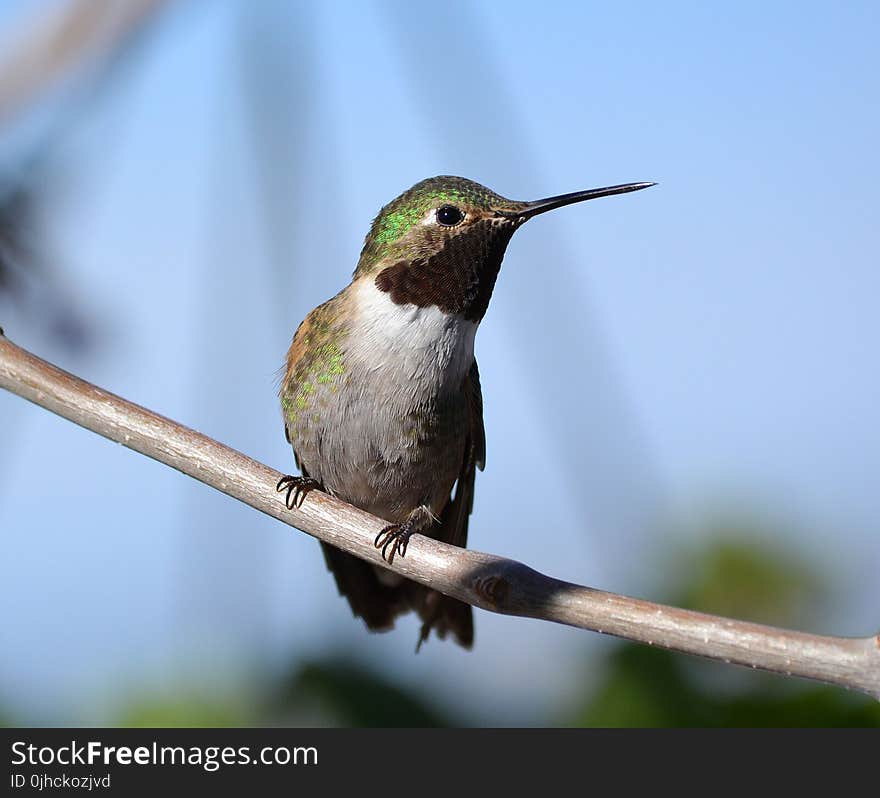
[501,181,656,221]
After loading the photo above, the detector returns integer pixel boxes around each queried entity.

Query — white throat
[348,278,477,393]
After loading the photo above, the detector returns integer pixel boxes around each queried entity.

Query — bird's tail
[410,582,473,651]
[320,543,473,650]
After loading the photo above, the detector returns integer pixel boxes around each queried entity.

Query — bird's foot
[374,506,434,564]
[374,523,414,563]
[276,475,321,509]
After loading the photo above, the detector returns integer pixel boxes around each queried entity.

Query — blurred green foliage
[567,644,879,727]
[116,692,256,728]
[567,532,879,727]
[675,537,822,626]
[111,659,457,728]
[90,525,880,727]
[271,659,455,727]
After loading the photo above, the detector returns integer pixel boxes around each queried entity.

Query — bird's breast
[345,277,477,397]
[283,278,476,519]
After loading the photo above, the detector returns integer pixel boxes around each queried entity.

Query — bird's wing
[280,313,309,454]
[441,358,485,549]
[279,296,344,466]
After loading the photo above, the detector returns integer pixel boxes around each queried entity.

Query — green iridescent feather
[281,298,349,426]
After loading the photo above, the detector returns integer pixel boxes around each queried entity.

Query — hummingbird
[277,175,653,650]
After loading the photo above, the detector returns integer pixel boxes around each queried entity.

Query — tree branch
[1,329,878,700]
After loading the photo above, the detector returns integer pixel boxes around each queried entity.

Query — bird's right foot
[276,475,321,509]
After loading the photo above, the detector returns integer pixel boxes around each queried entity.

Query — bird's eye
[436,205,464,227]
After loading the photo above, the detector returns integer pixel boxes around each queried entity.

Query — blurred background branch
[2,330,878,701]
[0,0,172,352]
[0,0,170,125]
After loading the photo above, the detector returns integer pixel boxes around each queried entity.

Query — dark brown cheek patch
[375,222,513,322]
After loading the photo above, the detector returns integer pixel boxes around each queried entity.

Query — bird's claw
[276,475,320,509]
[374,522,415,564]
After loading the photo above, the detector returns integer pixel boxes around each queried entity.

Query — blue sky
[0,0,877,723]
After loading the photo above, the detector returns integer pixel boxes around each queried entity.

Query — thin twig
[1,330,878,700]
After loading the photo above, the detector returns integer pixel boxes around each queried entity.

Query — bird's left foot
[374,506,434,564]
[276,475,321,509]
